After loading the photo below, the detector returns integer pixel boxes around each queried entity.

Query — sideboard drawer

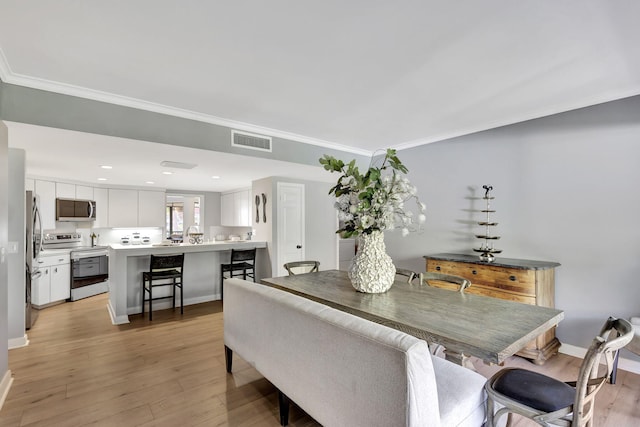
[427,259,536,297]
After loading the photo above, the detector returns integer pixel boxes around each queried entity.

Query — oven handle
[72,250,109,260]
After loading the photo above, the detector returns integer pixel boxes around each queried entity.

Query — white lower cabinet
[33,253,70,306]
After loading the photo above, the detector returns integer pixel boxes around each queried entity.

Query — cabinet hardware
[435,266,441,271]
[509,275,516,281]
[472,270,477,275]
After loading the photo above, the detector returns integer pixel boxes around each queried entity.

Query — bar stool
[220,248,256,300]
[141,253,184,320]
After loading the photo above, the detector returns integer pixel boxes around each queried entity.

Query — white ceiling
[2,1,640,191]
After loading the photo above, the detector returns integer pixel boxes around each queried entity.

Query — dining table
[260,269,564,366]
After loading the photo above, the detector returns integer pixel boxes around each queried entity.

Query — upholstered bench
[223,278,486,426]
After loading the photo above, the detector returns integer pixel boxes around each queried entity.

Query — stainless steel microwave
[56,198,96,221]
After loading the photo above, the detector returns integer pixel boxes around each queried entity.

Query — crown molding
[0,47,371,157]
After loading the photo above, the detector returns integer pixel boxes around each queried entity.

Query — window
[166,202,184,241]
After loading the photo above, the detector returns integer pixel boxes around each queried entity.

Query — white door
[277,182,304,276]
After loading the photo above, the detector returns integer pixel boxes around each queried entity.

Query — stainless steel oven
[42,232,109,301]
[71,247,109,301]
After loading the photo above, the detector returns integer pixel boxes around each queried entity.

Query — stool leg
[180,280,184,314]
[149,278,153,321]
[220,268,224,301]
[141,277,145,316]
[172,278,176,309]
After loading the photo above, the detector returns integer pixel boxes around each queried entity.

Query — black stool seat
[142,253,184,320]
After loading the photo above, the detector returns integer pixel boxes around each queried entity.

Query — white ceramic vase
[348,230,396,293]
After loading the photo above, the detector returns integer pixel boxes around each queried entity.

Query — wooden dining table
[260,270,564,366]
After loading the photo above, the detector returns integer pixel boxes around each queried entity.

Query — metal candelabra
[473,185,502,262]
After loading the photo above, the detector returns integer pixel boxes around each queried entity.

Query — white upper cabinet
[221,189,251,227]
[75,185,94,200]
[138,190,165,227]
[108,189,165,228]
[35,180,57,230]
[221,193,234,226]
[108,189,138,228]
[93,187,109,228]
[56,182,76,199]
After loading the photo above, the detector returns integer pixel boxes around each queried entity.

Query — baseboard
[560,343,640,375]
[8,334,29,349]
[107,301,129,325]
[127,294,221,316]
[0,370,13,411]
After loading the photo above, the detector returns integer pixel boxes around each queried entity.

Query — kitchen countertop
[109,240,266,251]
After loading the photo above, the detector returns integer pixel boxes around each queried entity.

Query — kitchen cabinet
[138,190,165,227]
[424,253,561,364]
[221,189,251,227]
[93,187,109,228]
[33,253,71,306]
[75,185,94,200]
[108,189,165,227]
[108,189,138,227]
[34,179,57,230]
[56,182,76,199]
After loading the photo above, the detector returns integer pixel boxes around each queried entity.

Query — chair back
[419,272,471,293]
[284,260,320,275]
[230,248,256,264]
[150,254,184,271]
[572,317,633,425]
[395,268,417,284]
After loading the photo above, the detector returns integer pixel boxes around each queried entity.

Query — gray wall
[0,121,9,378]
[385,95,640,358]
[8,148,25,344]
[0,81,368,168]
[252,177,336,278]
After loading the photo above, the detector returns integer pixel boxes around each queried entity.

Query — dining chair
[220,248,256,300]
[418,272,471,293]
[610,315,640,384]
[485,316,633,427]
[283,260,320,275]
[395,268,418,284]
[141,253,185,321]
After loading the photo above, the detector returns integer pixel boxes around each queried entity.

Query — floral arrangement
[319,148,426,238]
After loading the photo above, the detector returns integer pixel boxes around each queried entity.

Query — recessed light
[162,171,173,175]
[211,175,220,179]
[101,165,113,169]
[146,181,155,184]
[97,178,107,181]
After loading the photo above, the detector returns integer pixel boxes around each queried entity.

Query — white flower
[321,149,426,238]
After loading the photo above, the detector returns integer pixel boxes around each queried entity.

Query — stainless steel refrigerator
[25,190,43,329]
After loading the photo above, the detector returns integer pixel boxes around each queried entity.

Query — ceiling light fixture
[211,175,220,179]
[146,181,155,184]
[160,160,197,169]
[162,171,173,175]
[97,178,107,181]
[101,165,113,169]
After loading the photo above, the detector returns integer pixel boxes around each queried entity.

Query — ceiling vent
[232,130,272,152]
[160,161,197,169]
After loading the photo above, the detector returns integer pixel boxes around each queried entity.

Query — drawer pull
[509,275,516,281]
[435,266,441,271]
[472,270,477,275]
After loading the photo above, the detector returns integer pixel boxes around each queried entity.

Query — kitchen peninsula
[107,241,267,324]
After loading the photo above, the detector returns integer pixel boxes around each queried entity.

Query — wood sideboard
[424,253,561,365]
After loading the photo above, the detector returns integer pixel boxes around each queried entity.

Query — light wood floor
[1,294,639,426]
